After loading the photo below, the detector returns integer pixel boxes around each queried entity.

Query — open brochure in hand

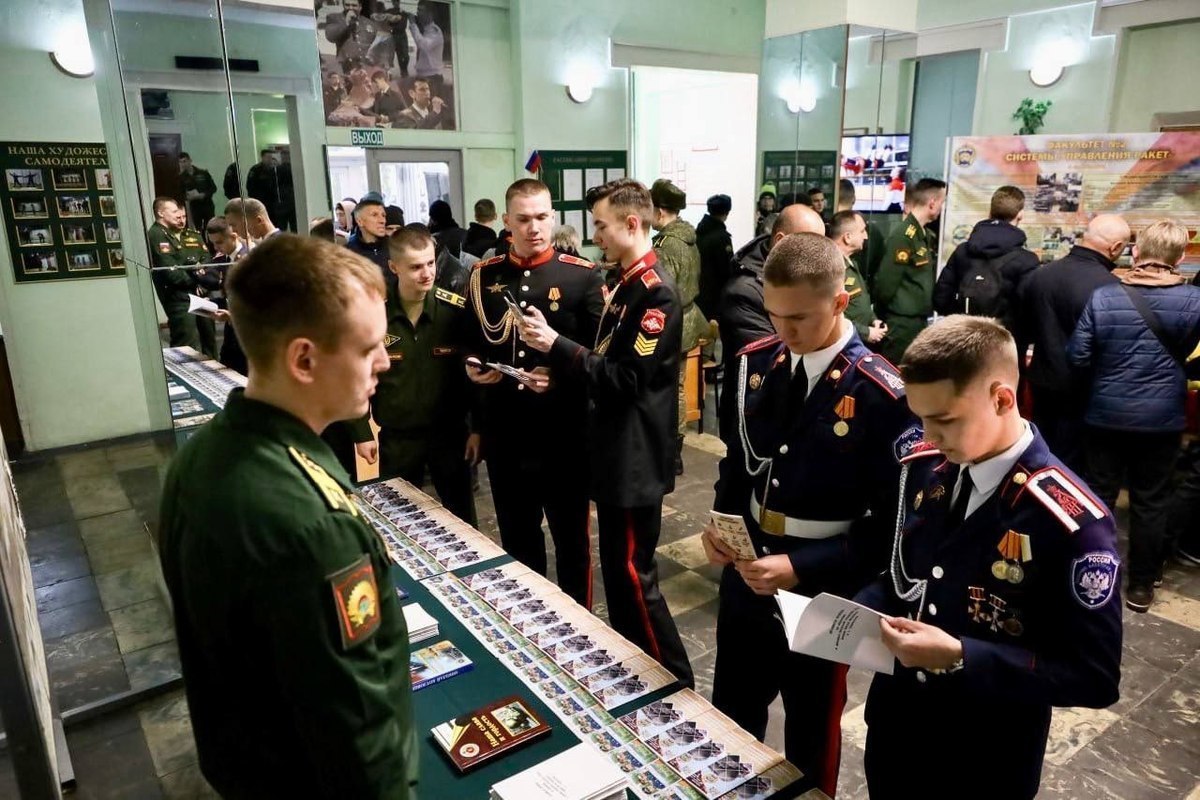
[774,590,894,674]
[432,695,551,772]
[708,512,758,561]
[187,294,220,318]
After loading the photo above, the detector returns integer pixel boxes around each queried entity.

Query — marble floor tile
[66,473,132,520]
[1068,719,1200,799]
[57,448,114,481]
[1044,705,1121,766]
[80,508,148,549]
[840,701,867,752]
[36,574,100,614]
[15,476,75,528]
[673,597,719,663]
[845,666,874,709]
[44,627,129,711]
[39,597,110,641]
[31,552,91,588]
[657,533,711,570]
[834,741,869,800]
[138,691,200,777]
[106,443,165,471]
[659,570,720,616]
[125,640,183,691]
[26,520,85,562]
[1120,608,1200,673]
[684,431,727,458]
[1126,671,1200,757]
[656,554,688,582]
[159,763,219,799]
[85,531,155,575]
[67,728,165,800]
[690,648,718,701]
[96,558,164,612]
[1148,588,1200,632]
[659,510,704,547]
[1109,652,1173,716]
[110,598,176,654]
[65,707,143,752]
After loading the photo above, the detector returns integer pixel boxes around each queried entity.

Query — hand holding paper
[708,511,757,561]
[774,590,895,674]
[187,294,220,319]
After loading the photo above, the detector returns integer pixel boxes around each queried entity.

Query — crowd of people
[150,172,1200,800]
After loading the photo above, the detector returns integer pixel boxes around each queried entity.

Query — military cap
[650,179,686,212]
[707,194,732,215]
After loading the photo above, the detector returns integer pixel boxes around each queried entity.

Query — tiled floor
[2,414,1199,799]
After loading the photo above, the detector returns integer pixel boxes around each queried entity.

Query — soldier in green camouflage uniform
[872,179,946,363]
[158,234,416,799]
[651,179,707,475]
[147,196,216,357]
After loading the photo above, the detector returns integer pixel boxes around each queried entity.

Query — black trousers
[197,315,217,360]
[1169,440,1200,558]
[595,502,694,688]
[1084,427,1181,586]
[379,428,476,528]
[712,565,847,797]
[1030,385,1087,476]
[487,446,592,608]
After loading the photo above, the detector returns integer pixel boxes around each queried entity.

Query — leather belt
[750,493,854,539]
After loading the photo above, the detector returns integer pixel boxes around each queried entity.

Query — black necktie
[789,356,808,408]
[947,467,974,530]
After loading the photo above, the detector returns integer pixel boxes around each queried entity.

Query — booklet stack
[490,743,628,800]
[410,640,474,691]
[402,603,439,644]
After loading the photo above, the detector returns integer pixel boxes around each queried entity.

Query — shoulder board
[856,354,906,399]
[893,424,939,463]
[287,446,359,517]
[1022,467,1107,533]
[737,333,781,358]
[558,254,594,269]
[641,270,662,289]
[434,287,466,308]
[474,255,505,270]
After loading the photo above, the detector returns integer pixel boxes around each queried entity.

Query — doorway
[631,66,758,247]
[326,147,464,226]
[147,133,183,205]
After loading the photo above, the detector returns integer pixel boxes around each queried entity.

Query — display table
[360,479,830,800]
[161,346,245,432]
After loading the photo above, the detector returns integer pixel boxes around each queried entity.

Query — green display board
[760,150,838,204]
[538,151,628,246]
[1,142,126,283]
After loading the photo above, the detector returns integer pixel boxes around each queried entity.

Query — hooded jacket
[933,219,1039,328]
[715,234,774,441]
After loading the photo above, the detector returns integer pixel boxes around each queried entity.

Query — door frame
[365,148,464,227]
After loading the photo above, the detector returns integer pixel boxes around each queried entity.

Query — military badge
[1026,468,1105,532]
[432,346,456,356]
[383,334,401,347]
[1071,552,1120,609]
[548,287,562,302]
[749,373,763,390]
[641,308,666,335]
[954,145,976,167]
[288,446,359,517]
[833,421,849,437]
[559,254,594,269]
[435,287,466,308]
[893,424,932,463]
[158,242,172,253]
[389,351,405,362]
[634,333,658,356]
[928,484,946,501]
[487,280,506,294]
[329,555,381,649]
[640,270,662,289]
[834,395,856,420]
[905,224,917,237]
[895,249,909,264]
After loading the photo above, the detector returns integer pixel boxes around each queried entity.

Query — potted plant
[1013,98,1053,135]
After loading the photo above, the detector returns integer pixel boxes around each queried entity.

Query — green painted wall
[843,36,914,134]
[757,27,847,155]
[1111,20,1200,133]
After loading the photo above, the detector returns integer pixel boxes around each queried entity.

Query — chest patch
[329,555,381,649]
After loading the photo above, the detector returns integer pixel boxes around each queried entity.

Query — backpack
[955,249,1025,318]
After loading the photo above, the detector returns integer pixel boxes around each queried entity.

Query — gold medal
[1006,563,1025,584]
[833,421,850,437]
[991,560,1009,580]
[550,302,560,311]
[914,491,923,510]
[1003,617,1023,636]
[749,373,763,390]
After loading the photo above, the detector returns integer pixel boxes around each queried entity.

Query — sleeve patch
[288,446,359,517]
[895,249,910,264]
[158,242,172,253]
[435,287,466,308]
[1026,468,1106,533]
[633,332,658,356]
[641,270,662,289]
[328,555,382,648]
[893,424,937,463]
[641,308,666,335]
[856,355,906,399]
[1071,552,1120,609]
[736,333,781,357]
[558,254,594,269]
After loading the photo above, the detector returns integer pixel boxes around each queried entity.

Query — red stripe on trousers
[820,662,849,797]
[625,510,661,662]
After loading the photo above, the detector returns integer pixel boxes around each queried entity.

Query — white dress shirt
[788,318,854,399]
[951,421,1034,520]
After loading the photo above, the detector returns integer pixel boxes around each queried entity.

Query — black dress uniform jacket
[715,330,916,592]
[466,248,605,444]
[856,428,1122,800]
[548,250,681,506]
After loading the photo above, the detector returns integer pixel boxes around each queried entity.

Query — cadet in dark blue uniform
[519,179,693,686]
[462,179,605,608]
[856,316,1122,800]
[703,233,917,796]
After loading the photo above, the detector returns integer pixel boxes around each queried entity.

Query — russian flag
[524,150,542,174]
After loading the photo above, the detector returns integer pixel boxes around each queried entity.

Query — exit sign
[350,128,384,147]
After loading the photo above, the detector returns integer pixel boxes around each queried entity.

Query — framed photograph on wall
[21,251,57,275]
[66,250,100,272]
[98,195,117,217]
[57,195,91,217]
[11,197,47,219]
[108,249,125,269]
[315,0,458,131]
[61,222,96,245]
[6,168,43,192]
[52,168,87,191]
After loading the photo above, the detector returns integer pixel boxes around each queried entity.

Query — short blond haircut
[762,233,845,296]
[901,315,1018,392]
[223,197,267,219]
[1136,219,1189,266]
[227,234,385,369]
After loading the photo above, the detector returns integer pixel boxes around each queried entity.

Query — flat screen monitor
[841,134,910,213]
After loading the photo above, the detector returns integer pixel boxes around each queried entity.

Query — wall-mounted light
[49,26,94,78]
[566,81,594,104]
[783,82,816,114]
[1029,61,1065,87]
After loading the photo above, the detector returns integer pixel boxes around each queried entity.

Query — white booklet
[187,294,220,318]
[708,511,758,561]
[490,743,628,800]
[773,590,894,675]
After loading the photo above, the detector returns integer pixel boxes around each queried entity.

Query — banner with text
[942,132,1200,270]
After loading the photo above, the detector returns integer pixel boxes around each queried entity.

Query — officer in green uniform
[349,225,480,526]
[158,234,416,799]
[829,209,887,348]
[650,179,707,474]
[873,178,946,363]
[147,196,217,357]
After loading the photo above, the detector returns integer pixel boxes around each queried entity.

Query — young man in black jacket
[933,186,1039,330]
[695,193,734,319]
